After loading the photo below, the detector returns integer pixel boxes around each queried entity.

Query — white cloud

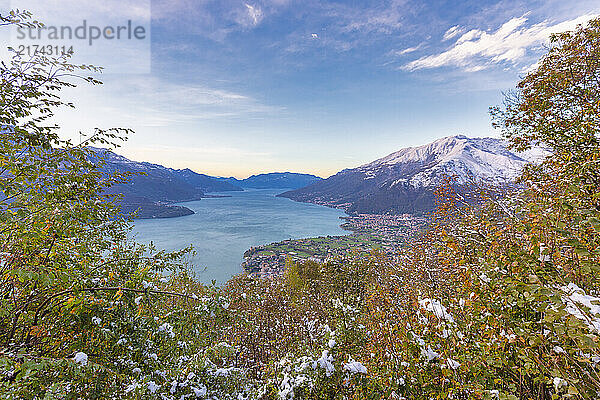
[442,25,462,41]
[242,3,264,27]
[390,43,423,56]
[455,29,483,44]
[404,13,598,72]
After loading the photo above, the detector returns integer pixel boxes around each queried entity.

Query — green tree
[0,11,209,398]
[375,17,600,399]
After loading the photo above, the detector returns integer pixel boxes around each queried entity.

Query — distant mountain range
[216,172,322,189]
[91,148,321,219]
[90,148,241,218]
[278,136,549,215]
[91,136,547,219]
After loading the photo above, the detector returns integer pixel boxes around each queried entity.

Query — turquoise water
[131,189,348,285]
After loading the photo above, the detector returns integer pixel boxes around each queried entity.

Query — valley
[91,148,322,219]
[125,135,547,279]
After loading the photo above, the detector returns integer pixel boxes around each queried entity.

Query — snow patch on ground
[73,352,88,366]
[343,359,367,374]
[315,350,335,376]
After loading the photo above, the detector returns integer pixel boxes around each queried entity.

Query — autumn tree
[0,11,211,398]
[372,17,600,399]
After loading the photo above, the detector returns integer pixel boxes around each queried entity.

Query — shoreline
[241,213,427,277]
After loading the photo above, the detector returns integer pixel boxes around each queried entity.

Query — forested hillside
[90,148,243,219]
[1,11,599,400]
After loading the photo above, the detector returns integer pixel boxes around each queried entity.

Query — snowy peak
[360,135,547,187]
[280,135,550,215]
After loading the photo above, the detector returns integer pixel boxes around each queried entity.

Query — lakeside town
[242,213,427,277]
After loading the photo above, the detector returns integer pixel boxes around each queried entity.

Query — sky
[3,0,599,178]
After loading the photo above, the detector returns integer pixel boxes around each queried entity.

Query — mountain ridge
[278,135,549,215]
[216,172,322,189]
[90,149,323,218]
[90,148,242,219]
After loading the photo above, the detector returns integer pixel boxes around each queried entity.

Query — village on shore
[242,213,427,277]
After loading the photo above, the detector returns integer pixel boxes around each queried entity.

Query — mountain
[169,168,243,193]
[278,135,548,215]
[217,172,322,190]
[116,195,195,219]
[90,148,243,219]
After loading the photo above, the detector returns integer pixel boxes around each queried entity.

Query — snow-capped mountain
[361,135,546,187]
[279,136,549,215]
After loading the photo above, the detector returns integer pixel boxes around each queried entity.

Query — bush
[1,10,599,400]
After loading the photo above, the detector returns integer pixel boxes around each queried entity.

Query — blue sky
[6,0,600,177]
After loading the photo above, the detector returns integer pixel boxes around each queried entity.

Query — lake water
[132,189,348,285]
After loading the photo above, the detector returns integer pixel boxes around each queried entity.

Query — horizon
[3,0,598,178]
[107,133,501,180]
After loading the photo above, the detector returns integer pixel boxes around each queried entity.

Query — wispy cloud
[278,0,414,58]
[152,0,285,40]
[239,3,264,27]
[336,0,409,34]
[442,25,462,41]
[54,75,282,142]
[404,13,598,72]
[389,43,423,56]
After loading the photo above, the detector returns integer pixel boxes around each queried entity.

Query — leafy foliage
[1,10,599,400]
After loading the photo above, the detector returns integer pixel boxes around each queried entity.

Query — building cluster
[242,214,427,277]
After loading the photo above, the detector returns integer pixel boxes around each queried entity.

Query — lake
[131,189,348,285]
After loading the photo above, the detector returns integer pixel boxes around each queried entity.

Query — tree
[491,18,600,212]
[0,11,206,398]
[377,17,600,399]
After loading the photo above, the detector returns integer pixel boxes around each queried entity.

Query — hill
[217,172,322,190]
[90,148,243,218]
